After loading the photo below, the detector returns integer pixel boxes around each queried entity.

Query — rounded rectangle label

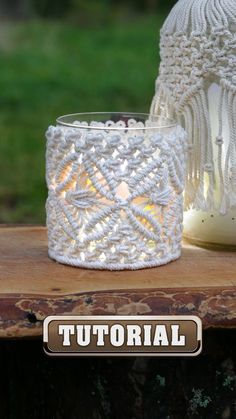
[43,315,202,357]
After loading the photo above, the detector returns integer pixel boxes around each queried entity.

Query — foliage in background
[0,14,164,223]
[0,0,177,19]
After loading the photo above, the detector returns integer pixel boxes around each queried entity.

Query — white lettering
[76,325,91,346]
[110,325,125,347]
[143,325,152,346]
[57,322,188,350]
[127,325,142,346]
[171,325,185,346]
[93,325,109,346]
[153,325,169,346]
[58,325,75,346]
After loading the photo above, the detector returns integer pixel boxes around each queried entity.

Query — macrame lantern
[46,113,186,270]
[151,0,236,247]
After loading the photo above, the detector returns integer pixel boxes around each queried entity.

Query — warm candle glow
[46,113,186,269]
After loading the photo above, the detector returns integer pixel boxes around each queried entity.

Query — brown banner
[43,316,202,357]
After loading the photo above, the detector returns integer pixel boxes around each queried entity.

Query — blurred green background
[0,0,176,224]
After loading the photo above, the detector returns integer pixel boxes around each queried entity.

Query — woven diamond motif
[46,120,186,270]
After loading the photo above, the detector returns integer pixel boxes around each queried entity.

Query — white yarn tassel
[151,0,236,213]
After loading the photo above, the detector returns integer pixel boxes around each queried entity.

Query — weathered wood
[0,226,235,337]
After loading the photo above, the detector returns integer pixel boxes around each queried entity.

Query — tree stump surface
[0,226,235,337]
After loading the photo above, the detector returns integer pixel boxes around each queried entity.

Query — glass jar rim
[56,112,176,131]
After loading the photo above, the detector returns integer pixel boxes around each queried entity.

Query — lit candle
[46,112,187,269]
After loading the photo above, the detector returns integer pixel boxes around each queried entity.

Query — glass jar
[46,112,186,270]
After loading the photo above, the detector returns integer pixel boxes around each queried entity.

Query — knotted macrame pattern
[46,120,186,270]
[151,0,236,215]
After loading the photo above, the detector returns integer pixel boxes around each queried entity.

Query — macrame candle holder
[151,0,236,247]
[46,112,186,270]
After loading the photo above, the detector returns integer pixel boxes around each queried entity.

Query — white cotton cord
[192,0,207,32]
[220,87,232,211]
[175,1,191,32]
[213,0,228,27]
[48,249,182,271]
[46,121,186,270]
[229,93,236,207]
[222,0,236,25]
[162,0,184,34]
[199,88,215,209]
[201,0,209,32]
[180,1,193,33]
[231,97,236,206]
[216,84,225,208]
[193,93,207,209]
[191,97,200,200]
[206,0,219,27]
[183,106,195,208]
[150,85,163,115]
[152,0,236,213]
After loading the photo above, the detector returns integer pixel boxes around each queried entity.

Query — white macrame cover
[46,120,186,270]
[151,0,236,215]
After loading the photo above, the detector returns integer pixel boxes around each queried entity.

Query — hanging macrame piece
[151,0,236,247]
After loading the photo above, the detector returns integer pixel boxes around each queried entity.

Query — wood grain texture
[0,226,235,337]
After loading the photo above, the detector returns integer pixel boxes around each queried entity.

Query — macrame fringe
[151,0,236,214]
